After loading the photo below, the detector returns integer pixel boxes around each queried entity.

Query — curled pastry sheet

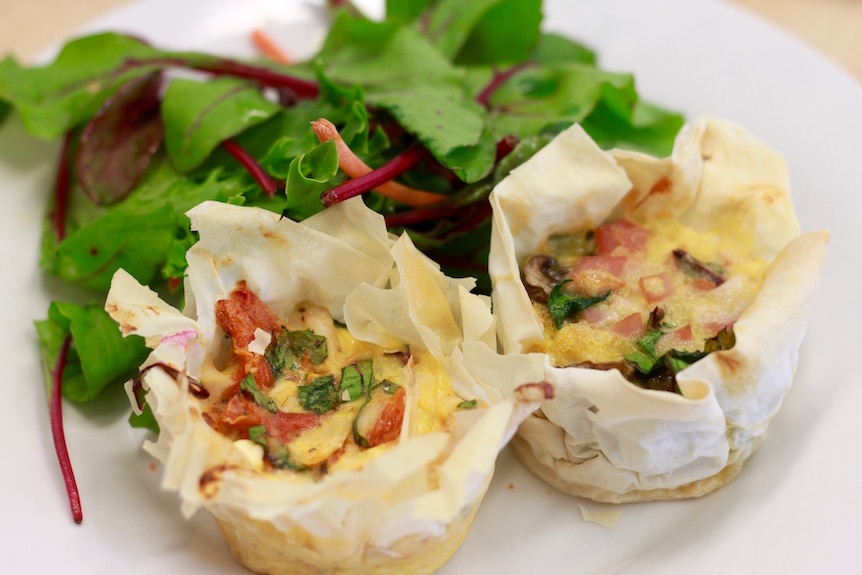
[106,198,547,575]
[488,118,828,502]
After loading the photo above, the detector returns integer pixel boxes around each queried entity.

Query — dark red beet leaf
[76,71,165,206]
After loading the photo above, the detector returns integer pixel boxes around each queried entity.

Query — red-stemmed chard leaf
[75,71,165,206]
[222,139,279,197]
[49,335,83,524]
[52,132,74,241]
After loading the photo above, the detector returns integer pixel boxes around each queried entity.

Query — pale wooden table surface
[1,0,860,83]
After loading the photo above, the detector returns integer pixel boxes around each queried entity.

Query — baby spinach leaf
[35,301,148,403]
[43,205,176,291]
[162,77,280,172]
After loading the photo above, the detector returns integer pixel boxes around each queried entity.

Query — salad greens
[0,0,684,522]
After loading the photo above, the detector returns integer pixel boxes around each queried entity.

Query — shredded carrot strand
[311,118,445,207]
[251,29,292,64]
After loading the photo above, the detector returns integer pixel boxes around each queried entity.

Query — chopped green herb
[266,328,328,376]
[379,380,400,395]
[340,359,373,402]
[704,325,736,353]
[240,373,278,413]
[265,442,307,471]
[457,399,478,409]
[298,375,338,414]
[248,425,268,447]
[547,280,611,329]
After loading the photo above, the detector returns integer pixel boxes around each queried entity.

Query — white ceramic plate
[2,1,860,573]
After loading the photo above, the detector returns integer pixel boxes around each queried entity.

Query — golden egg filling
[524,212,767,393]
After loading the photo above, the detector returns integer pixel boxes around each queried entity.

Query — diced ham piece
[581,305,608,324]
[574,255,627,277]
[611,312,643,338]
[594,219,650,257]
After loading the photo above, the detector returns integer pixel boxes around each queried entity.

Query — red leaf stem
[495,134,519,161]
[384,204,464,228]
[51,132,73,241]
[123,57,320,99]
[184,59,319,99]
[475,62,531,107]
[222,139,279,197]
[321,145,431,207]
[50,335,83,524]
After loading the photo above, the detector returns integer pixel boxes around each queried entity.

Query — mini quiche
[106,199,549,575]
[488,117,828,502]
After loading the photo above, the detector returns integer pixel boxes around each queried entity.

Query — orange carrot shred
[251,29,292,64]
[311,118,446,207]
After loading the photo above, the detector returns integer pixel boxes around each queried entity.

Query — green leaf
[248,425,268,447]
[35,301,149,403]
[531,33,597,66]
[0,99,9,126]
[240,374,278,413]
[340,359,373,402]
[129,403,159,433]
[162,77,280,172]
[368,83,489,180]
[283,139,340,219]
[266,328,329,376]
[547,280,611,329]
[0,33,160,138]
[453,0,543,66]
[385,0,432,22]
[298,375,339,414]
[457,399,478,409]
[424,0,509,61]
[43,204,177,291]
[316,12,461,88]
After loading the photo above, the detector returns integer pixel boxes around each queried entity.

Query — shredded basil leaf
[340,359,373,402]
[547,280,611,329]
[298,375,338,414]
[248,425,268,447]
[240,374,278,413]
[266,328,328,376]
[457,399,478,409]
[264,439,307,471]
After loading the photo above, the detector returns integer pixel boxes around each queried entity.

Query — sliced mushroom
[522,255,571,304]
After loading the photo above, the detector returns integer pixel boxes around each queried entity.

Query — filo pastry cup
[105,198,549,575]
[488,117,828,502]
